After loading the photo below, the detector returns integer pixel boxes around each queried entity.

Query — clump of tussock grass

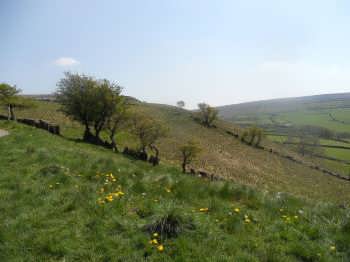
[144,209,195,239]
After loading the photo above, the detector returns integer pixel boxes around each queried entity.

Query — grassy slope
[1,121,350,261]
[2,101,350,203]
[216,93,350,176]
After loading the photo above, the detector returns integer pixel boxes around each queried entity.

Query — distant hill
[217,93,350,118]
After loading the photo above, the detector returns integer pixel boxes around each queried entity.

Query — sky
[1,0,350,108]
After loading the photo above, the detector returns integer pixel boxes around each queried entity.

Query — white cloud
[54,57,80,66]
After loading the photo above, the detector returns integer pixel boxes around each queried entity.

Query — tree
[197,103,218,127]
[179,140,201,173]
[241,126,264,146]
[247,126,263,146]
[0,83,34,120]
[56,72,122,142]
[176,100,185,108]
[131,113,168,163]
[106,97,129,152]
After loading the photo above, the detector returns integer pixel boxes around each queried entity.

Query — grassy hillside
[216,93,350,177]
[1,121,350,261]
[1,100,350,203]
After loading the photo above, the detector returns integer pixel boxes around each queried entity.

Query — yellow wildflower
[234,208,240,213]
[153,233,159,237]
[199,208,209,212]
[105,195,113,202]
[157,245,164,252]
[165,188,171,193]
[330,245,336,251]
[113,191,124,197]
[294,215,298,219]
[151,239,158,245]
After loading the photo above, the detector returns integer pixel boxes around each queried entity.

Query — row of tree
[55,72,202,172]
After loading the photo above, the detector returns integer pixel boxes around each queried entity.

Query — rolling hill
[1,98,350,203]
[216,93,350,179]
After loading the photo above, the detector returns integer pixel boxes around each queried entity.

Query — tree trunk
[83,125,93,141]
[249,134,255,145]
[110,132,118,152]
[182,162,187,173]
[7,105,11,120]
[182,157,187,173]
[9,104,16,120]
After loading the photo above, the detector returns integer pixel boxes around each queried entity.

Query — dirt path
[0,129,9,138]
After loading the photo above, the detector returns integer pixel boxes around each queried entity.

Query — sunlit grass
[0,121,349,261]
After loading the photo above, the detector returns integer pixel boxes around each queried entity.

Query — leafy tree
[197,103,218,127]
[177,100,185,108]
[241,126,264,146]
[0,83,34,120]
[179,140,201,173]
[248,126,263,146]
[131,113,168,159]
[56,72,122,142]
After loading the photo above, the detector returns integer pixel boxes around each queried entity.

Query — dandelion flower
[234,208,240,213]
[157,245,164,252]
[105,195,113,202]
[151,239,158,245]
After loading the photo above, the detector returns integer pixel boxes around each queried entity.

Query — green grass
[278,109,350,133]
[2,101,350,203]
[1,121,350,261]
[324,148,350,162]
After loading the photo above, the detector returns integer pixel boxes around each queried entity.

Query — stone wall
[0,115,60,135]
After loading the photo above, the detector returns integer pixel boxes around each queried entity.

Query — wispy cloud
[54,57,80,66]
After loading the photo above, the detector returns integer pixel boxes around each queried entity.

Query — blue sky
[1,0,350,108]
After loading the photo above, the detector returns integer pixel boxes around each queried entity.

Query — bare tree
[179,140,201,173]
